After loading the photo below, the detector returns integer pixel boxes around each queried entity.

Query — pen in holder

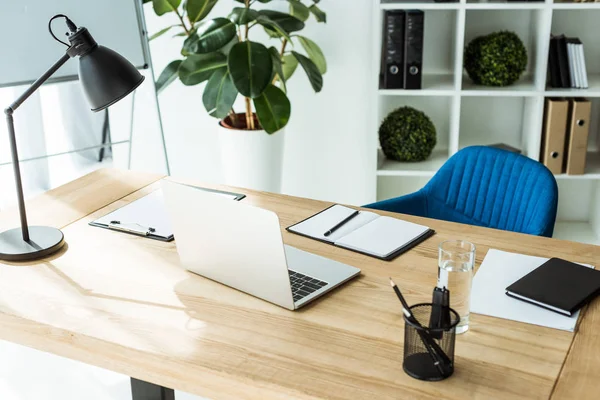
[403,303,460,381]
[429,286,451,339]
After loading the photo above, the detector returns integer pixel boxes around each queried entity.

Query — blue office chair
[365,146,559,237]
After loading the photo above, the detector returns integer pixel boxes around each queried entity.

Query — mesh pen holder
[403,303,460,381]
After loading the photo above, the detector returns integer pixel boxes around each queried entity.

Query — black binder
[404,10,424,90]
[556,35,571,88]
[548,37,561,88]
[381,10,405,89]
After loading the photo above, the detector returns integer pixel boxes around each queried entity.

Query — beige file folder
[565,98,591,175]
[541,98,569,174]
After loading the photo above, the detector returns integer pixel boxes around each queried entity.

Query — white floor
[0,340,204,400]
[0,157,207,400]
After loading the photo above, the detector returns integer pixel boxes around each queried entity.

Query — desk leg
[130,378,175,400]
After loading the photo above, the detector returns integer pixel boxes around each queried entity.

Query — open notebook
[287,205,434,261]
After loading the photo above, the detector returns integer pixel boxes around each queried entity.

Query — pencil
[390,278,451,376]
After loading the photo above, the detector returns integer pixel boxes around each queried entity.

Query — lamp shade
[78,45,145,112]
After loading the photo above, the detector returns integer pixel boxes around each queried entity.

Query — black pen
[390,278,451,376]
[324,210,360,237]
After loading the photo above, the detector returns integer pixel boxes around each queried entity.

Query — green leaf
[228,41,273,98]
[268,46,286,92]
[178,53,227,85]
[183,18,236,54]
[309,5,326,23]
[255,15,292,43]
[292,51,323,92]
[229,7,259,25]
[219,36,240,56]
[289,1,310,22]
[186,0,218,24]
[297,36,326,74]
[282,54,298,80]
[181,31,198,56]
[149,25,178,41]
[269,47,285,82]
[152,0,181,16]
[203,69,238,118]
[254,85,291,134]
[156,60,182,94]
[258,10,304,33]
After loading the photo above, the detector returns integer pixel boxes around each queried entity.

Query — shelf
[553,221,599,245]
[465,2,546,10]
[379,74,456,96]
[553,3,600,10]
[544,75,600,97]
[379,1,600,11]
[377,149,448,176]
[380,2,460,10]
[461,76,538,96]
[554,152,600,180]
[373,0,600,227]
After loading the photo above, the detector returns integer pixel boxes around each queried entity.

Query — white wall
[144,0,375,205]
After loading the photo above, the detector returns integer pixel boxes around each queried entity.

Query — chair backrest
[422,146,558,237]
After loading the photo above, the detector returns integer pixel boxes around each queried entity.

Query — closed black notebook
[506,258,600,316]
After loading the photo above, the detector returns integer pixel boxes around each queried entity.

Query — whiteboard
[0,0,150,87]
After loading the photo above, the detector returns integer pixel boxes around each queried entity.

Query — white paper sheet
[288,205,380,243]
[336,216,430,258]
[471,249,594,332]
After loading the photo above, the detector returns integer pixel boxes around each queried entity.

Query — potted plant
[145,0,327,192]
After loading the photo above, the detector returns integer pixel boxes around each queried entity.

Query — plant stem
[228,110,239,128]
[280,38,288,57]
[175,8,191,35]
[272,39,289,86]
[245,97,255,130]
[243,0,254,130]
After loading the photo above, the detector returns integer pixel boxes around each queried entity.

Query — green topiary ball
[379,107,437,162]
[464,31,527,86]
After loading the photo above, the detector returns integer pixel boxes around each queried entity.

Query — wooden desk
[0,169,598,400]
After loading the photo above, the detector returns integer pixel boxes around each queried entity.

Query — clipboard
[89,185,245,241]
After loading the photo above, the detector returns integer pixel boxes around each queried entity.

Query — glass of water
[438,240,475,334]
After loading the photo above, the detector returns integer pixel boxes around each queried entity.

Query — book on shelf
[548,35,588,89]
[488,143,522,154]
[380,10,423,90]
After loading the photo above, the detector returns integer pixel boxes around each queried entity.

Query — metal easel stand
[98,109,112,162]
[122,71,171,174]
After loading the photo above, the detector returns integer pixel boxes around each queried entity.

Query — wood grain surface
[0,169,597,399]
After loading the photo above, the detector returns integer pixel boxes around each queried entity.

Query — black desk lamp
[1,14,144,261]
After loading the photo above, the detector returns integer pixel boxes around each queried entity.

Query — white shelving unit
[371,0,600,245]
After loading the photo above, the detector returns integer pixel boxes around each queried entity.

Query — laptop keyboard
[288,270,328,302]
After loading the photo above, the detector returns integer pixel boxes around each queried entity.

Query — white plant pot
[218,122,285,193]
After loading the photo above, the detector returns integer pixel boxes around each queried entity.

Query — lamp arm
[3,52,71,241]
[6,53,71,113]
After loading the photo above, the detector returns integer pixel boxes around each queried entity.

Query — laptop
[162,180,361,310]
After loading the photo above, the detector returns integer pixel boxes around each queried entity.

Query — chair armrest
[363,191,427,217]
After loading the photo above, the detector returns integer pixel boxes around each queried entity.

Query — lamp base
[0,226,65,261]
